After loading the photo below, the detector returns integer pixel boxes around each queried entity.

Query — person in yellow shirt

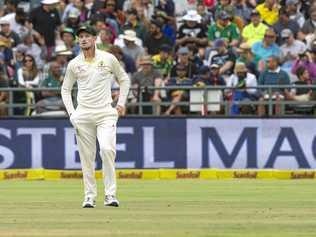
[256,0,279,26]
[242,10,268,46]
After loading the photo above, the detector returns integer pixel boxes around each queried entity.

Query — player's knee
[99,147,115,159]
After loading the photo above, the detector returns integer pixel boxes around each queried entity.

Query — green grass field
[0,180,316,237]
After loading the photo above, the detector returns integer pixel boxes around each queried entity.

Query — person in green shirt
[208,11,240,47]
[35,62,64,114]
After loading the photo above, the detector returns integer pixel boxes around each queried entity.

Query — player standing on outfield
[61,25,130,208]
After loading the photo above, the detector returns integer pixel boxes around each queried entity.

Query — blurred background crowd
[0,0,316,116]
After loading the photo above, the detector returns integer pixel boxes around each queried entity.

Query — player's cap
[76,25,97,36]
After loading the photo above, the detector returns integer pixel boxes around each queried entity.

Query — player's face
[78,32,96,50]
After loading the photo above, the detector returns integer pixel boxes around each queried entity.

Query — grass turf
[0,180,316,237]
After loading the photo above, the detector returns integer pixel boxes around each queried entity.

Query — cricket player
[61,25,130,208]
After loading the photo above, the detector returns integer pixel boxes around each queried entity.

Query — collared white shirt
[61,49,130,115]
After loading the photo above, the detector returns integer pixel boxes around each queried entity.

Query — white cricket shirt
[61,49,130,115]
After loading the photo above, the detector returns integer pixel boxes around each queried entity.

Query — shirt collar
[268,66,280,73]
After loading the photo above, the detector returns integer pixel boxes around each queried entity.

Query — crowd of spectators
[0,0,316,116]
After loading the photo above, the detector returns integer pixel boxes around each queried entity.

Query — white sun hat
[122,30,138,42]
[182,10,202,23]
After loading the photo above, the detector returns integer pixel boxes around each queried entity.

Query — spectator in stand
[152,44,174,80]
[143,19,172,55]
[170,46,198,79]
[19,32,46,70]
[286,0,305,28]
[232,0,252,24]
[208,11,240,47]
[242,9,268,46]
[226,62,258,115]
[273,8,300,45]
[255,0,279,26]
[64,9,81,33]
[258,55,290,115]
[236,42,260,78]
[131,55,163,114]
[0,37,13,66]
[285,66,315,114]
[17,54,41,115]
[35,62,64,114]
[176,10,208,48]
[207,38,236,79]
[96,28,113,51]
[108,45,136,75]
[30,0,61,60]
[60,27,79,56]
[121,29,145,64]
[196,2,213,27]
[280,29,306,81]
[164,63,192,115]
[0,72,8,116]
[299,7,316,41]
[122,8,147,42]
[41,44,71,84]
[152,11,176,44]
[252,28,281,70]
[292,45,316,81]
[17,54,40,88]
[62,0,88,24]
[0,7,28,39]
[193,64,226,87]
[0,18,20,47]
[156,0,175,17]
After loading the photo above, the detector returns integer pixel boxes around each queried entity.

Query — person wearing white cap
[121,30,145,63]
[177,10,207,47]
[62,25,130,208]
[0,18,20,47]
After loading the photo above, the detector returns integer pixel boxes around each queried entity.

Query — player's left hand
[116,105,126,117]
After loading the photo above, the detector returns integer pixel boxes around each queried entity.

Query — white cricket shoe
[82,196,96,208]
[104,195,119,207]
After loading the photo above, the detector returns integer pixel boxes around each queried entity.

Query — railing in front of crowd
[0,85,316,117]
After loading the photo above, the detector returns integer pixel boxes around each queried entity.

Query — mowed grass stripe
[0,180,315,237]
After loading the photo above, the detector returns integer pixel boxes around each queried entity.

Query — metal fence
[1,85,316,117]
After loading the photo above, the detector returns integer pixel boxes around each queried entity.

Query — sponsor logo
[4,171,27,179]
[233,171,257,178]
[176,171,200,179]
[291,171,315,179]
[60,172,83,179]
[118,171,143,179]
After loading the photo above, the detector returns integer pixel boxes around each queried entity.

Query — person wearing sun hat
[131,55,163,114]
[121,29,145,63]
[177,9,207,47]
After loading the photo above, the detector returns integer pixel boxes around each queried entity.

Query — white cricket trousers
[70,104,118,199]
